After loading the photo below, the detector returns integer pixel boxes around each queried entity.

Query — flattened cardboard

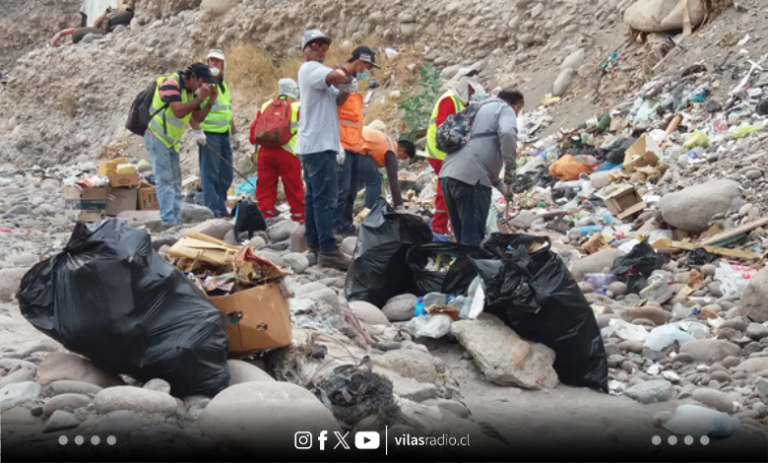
[138,184,159,210]
[210,283,291,353]
[604,185,645,219]
[109,172,140,188]
[106,187,138,217]
[623,135,660,172]
[63,185,107,222]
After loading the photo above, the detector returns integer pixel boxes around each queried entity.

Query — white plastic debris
[645,323,696,351]
[606,318,649,342]
[663,404,740,437]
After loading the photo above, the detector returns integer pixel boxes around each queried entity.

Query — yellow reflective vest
[148,73,193,151]
[200,80,233,133]
[425,90,464,161]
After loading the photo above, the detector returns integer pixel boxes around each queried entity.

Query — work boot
[307,245,319,261]
[318,248,351,271]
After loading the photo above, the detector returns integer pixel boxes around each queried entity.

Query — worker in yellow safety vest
[191,48,237,218]
[249,78,305,222]
[424,70,484,238]
[144,62,218,227]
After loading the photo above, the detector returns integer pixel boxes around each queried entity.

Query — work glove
[337,78,359,94]
[193,129,207,146]
[336,148,346,166]
[503,168,517,186]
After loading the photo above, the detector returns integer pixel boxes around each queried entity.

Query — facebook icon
[318,430,328,450]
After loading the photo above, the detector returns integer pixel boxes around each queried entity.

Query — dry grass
[59,92,77,117]
[222,38,425,131]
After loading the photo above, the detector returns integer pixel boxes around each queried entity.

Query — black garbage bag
[405,243,481,296]
[611,238,668,278]
[17,219,230,397]
[601,137,636,165]
[473,233,608,391]
[233,198,267,239]
[345,198,432,308]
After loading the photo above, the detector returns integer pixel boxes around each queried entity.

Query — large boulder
[679,339,741,363]
[227,360,275,385]
[382,294,417,321]
[570,248,625,281]
[660,180,741,232]
[267,220,299,242]
[186,219,233,240]
[624,0,705,33]
[198,381,341,453]
[36,353,123,388]
[624,379,672,404]
[451,314,558,389]
[739,266,768,322]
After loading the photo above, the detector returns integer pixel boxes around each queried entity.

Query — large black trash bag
[473,233,608,391]
[611,237,668,278]
[405,243,480,296]
[345,198,432,308]
[17,219,230,397]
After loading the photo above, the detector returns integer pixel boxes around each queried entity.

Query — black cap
[351,46,381,69]
[187,62,217,84]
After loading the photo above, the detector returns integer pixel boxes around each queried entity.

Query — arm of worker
[230,119,237,135]
[385,151,405,209]
[497,106,519,197]
[191,85,218,123]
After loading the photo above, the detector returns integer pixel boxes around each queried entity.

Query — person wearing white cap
[248,78,305,223]
[295,29,356,271]
[191,48,236,218]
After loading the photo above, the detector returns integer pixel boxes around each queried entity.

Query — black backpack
[233,199,267,239]
[126,79,169,136]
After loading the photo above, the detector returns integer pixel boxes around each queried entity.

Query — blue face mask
[356,69,371,80]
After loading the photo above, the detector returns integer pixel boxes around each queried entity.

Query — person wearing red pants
[249,78,305,222]
[425,70,484,237]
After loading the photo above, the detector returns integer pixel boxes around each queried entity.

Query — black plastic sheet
[345,199,432,308]
[611,238,668,278]
[17,219,230,397]
[405,243,480,296]
[473,233,608,391]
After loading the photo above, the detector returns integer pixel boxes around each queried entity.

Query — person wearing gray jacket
[439,89,524,246]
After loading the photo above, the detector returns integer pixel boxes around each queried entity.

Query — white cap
[207,48,226,61]
[278,78,299,100]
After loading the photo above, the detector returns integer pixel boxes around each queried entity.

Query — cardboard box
[623,135,660,173]
[63,185,108,222]
[106,187,138,217]
[138,184,159,210]
[210,283,291,353]
[604,185,645,220]
[108,172,140,188]
[98,157,129,177]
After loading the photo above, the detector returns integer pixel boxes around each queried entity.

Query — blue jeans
[441,177,491,247]
[334,150,359,233]
[300,152,338,251]
[357,154,382,210]
[145,131,181,226]
[198,131,234,217]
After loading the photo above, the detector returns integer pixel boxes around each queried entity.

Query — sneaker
[318,248,351,271]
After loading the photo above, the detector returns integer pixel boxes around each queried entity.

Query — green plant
[398,64,442,134]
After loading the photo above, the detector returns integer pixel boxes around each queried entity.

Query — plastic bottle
[568,225,601,239]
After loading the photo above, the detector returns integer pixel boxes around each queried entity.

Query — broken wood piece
[670,240,762,260]
[699,218,768,246]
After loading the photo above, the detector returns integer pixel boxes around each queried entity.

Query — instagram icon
[294,431,313,449]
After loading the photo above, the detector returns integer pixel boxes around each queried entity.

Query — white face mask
[210,67,221,77]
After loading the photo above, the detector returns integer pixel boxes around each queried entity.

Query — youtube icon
[354,432,380,450]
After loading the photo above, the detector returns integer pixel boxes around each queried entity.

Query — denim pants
[357,154,382,210]
[441,177,491,247]
[300,152,338,251]
[198,131,233,217]
[144,131,181,226]
[334,150,360,233]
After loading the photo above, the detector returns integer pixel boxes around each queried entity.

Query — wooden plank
[700,218,768,246]
[670,240,762,260]
[616,201,647,220]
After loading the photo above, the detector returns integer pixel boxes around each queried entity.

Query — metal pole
[205,142,256,189]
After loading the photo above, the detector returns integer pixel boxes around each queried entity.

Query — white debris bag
[664,404,740,437]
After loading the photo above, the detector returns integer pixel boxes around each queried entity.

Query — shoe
[318,248,351,271]
[307,245,319,260]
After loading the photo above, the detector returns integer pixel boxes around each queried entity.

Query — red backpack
[251,98,294,147]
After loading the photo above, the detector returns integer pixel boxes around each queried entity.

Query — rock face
[350,300,390,326]
[739,267,768,322]
[36,353,123,388]
[93,386,178,416]
[660,180,741,232]
[451,314,558,389]
[227,360,275,385]
[679,339,741,363]
[624,379,672,404]
[382,294,417,321]
[198,381,341,453]
[571,248,625,281]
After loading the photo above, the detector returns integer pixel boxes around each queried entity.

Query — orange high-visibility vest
[338,92,364,153]
[362,127,397,168]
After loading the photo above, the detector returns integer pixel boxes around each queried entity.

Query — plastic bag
[473,233,608,391]
[611,238,668,278]
[715,264,756,296]
[682,130,710,149]
[730,125,764,139]
[644,323,695,351]
[405,243,481,296]
[664,404,740,437]
[547,154,594,181]
[17,219,229,397]
[345,198,432,308]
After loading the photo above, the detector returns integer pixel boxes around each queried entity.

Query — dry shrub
[60,92,77,117]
